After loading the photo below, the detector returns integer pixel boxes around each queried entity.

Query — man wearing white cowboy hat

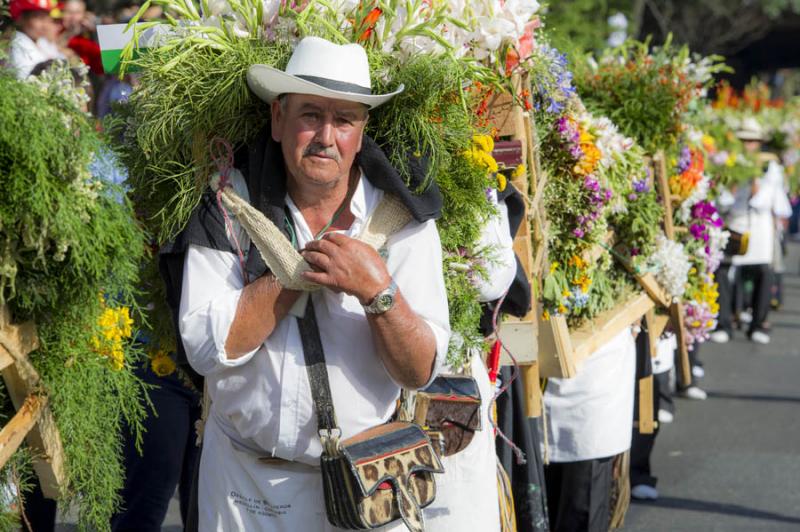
[170,36,450,530]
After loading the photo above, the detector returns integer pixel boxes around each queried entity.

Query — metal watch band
[363,280,398,314]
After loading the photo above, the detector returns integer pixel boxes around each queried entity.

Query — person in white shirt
[725,120,793,344]
[7,0,55,79]
[543,327,637,532]
[173,37,450,530]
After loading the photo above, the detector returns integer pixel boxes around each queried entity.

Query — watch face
[377,293,394,311]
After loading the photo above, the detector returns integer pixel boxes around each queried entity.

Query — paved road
[625,241,800,531]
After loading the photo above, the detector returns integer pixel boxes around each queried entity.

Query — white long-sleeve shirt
[179,173,451,466]
[8,31,48,79]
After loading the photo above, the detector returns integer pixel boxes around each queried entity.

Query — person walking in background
[724,118,793,344]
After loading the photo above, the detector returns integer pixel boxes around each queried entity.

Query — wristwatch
[363,280,398,314]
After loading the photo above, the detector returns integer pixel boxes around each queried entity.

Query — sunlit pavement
[625,240,800,531]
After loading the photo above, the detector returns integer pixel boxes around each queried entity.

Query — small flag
[97,23,166,74]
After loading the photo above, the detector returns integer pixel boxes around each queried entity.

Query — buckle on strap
[318,427,342,454]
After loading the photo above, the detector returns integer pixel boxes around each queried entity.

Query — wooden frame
[651,151,692,387]
[487,74,546,418]
[0,306,66,499]
[538,292,655,378]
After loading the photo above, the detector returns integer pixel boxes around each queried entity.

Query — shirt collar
[284,169,380,246]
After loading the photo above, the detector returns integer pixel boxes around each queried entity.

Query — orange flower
[357,7,381,42]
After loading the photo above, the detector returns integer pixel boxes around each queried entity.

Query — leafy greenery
[0,64,148,529]
[572,37,726,152]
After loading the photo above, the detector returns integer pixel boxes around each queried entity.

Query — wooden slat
[539,293,655,378]
[653,151,675,240]
[638,375,655,434]
[571,292,654,363]
[670,302,692,387]
[537,310,577,378]
[0,313,66,499]
[521,362,542,418]
[498,318,537,365]
[636,272,671,309]
[0,394,45,470]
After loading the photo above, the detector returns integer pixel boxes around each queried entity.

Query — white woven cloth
[211,174,413,290]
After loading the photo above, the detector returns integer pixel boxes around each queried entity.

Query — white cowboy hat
[736,117,765,142]
[247,36,403,109]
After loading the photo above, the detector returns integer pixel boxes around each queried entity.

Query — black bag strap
[297,299,339,434]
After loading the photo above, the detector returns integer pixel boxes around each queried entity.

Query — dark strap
[297,300,339,432]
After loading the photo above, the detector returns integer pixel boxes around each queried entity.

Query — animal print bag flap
[322,422,444,531]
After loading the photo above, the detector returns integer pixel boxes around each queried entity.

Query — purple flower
[677,145,692,174]
[691,200,717,222]
[690,223,709,242]
[631,247,640,256]
[584,176,599,191]
[632,179,650,194]
[573,228,585,238]
[628,193,638,201]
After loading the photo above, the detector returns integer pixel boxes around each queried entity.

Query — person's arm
[301,231,442,389]
[178,245,297,375]
[224,274,300,358]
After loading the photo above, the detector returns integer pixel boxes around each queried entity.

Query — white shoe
[739,310,753,324]
[750,331,770,344]
[681,386,707,400]
[658,409,674,424]
[631,484,659,500]
[692,365,705,379]
[709,330,730,344]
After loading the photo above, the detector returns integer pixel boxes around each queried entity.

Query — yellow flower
[541,310,550,321]
[568,255,586,269]
[511,164,527,180]
[562,289,571,297]
[572,274,592,293]
[549,261,560,274]
[725,153,736,167]
[558,304,568,314]
[472,134,494,153]
[151,354,176,377]
[497,172,507,192]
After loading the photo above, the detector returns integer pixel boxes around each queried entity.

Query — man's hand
[300,233,391,304]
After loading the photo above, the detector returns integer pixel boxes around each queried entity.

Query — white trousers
[423,353,501,531]
[199,415,406,531]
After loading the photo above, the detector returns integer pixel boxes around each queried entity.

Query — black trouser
[715,263,734,334]
[495,366,550,532]
[736,264,773,335]
[111,365,201,532]
[545,457,613,532]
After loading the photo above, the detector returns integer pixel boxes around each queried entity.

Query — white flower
[608,12,628,30]
[649,234,691,301]
[607,30,626,48]
[206,0,230,17]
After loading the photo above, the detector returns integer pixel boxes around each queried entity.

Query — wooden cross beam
[652,151,693,387]
[0,306,66,499]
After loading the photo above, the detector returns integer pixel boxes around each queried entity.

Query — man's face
[271,93,368,189]
[743,139,762,154]
[62,0,86,32]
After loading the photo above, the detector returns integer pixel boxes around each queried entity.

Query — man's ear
[271,99,283,142]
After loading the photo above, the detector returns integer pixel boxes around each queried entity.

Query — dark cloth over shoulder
[158,128,443,383]
[478,183,532,335]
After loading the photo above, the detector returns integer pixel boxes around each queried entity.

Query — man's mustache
[304,143,340,161]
